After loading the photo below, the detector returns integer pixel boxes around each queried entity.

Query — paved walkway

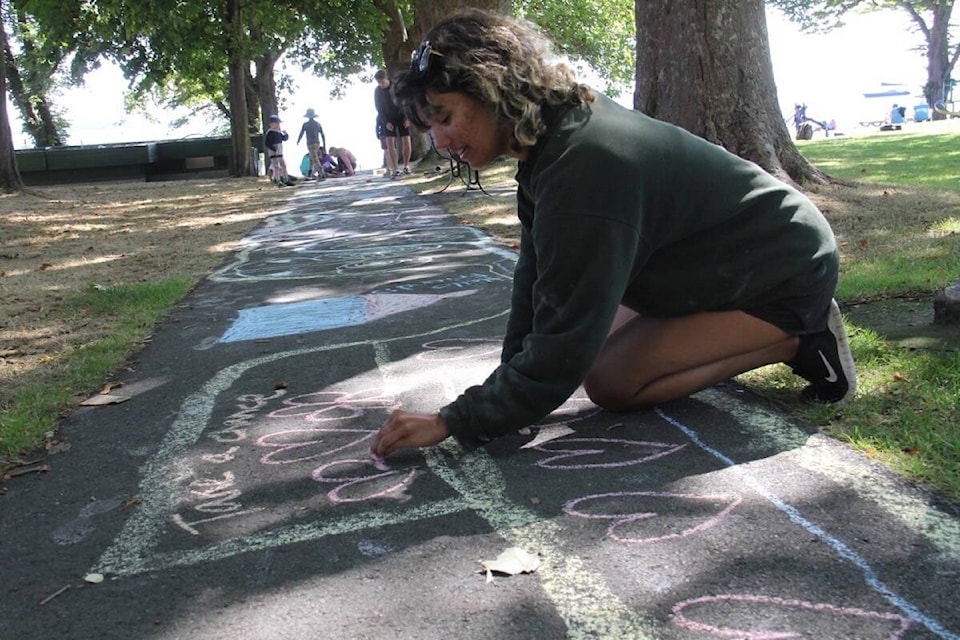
[2,175,958,639]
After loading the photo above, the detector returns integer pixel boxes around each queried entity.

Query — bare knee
[583,370,651,412]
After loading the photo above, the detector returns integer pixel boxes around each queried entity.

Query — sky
[8,6,934,170]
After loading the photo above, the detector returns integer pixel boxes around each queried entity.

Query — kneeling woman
[371,9,856,458]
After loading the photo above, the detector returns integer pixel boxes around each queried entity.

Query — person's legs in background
[400,134,412,174]
[382,132,399,178]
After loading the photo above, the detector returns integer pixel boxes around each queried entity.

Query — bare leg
[385,137,399,173]
[309,144,322,177]
[400,135,412,169]
[583,307,799,410]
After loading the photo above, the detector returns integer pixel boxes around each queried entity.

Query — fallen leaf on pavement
[478,547,541,583]
[4,463,50,478]
[80,394,128,406]
[100,382,124,394]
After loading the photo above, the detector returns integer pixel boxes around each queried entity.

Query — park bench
[428,145,488,196]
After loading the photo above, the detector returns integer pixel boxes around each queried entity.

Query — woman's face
[422,90,524,168]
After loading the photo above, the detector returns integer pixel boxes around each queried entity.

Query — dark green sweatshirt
[440,94,838,447]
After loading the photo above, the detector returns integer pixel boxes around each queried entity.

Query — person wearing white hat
[297,107,328,180]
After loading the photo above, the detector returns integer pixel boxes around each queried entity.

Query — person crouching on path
[328,146,357,176]
[370,9,857,458]
[264,115,293,187]
[297,107,328,179]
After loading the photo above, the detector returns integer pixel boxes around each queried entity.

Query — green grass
[797,132,960,191]
[0,279,193,460]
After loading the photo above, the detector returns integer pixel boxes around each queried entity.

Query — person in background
[297,108,328,180]
[264,115,294,187]
[374,69,412,178]
[328,146,357,176]
[370,9,857,458]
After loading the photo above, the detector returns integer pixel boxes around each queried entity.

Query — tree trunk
[634,0,826,186]
[225,0,255,177]
[254,56,279,130]
[244,68,262,134]
[902,0,958,120]
[3,41,63,148]
[0,0,24,193]
[372,0,509,163]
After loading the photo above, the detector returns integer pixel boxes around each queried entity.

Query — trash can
[913,104,931,122]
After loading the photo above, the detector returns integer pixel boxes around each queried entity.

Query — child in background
[264,115,294,187]
[297,108,327,180]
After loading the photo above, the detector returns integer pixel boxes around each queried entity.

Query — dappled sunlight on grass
[929,216,960,236]
[0,178,284,462]
[800,132,960,191]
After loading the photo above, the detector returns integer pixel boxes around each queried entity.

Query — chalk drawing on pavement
[210,223,514,284]
[93,317,509,577]
[531,437,686,470]
[656,407,958,639]
[90,182,957,639]
[563,490,743,544]
[671,593,914,639]
[312,458,418,503]
[217,291,474,343]
[415,338,502,361]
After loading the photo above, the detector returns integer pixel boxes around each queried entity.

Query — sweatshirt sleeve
[500,214,536,363]
[440,206,640,448]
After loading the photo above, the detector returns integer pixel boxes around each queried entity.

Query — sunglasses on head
[411,41,443,74]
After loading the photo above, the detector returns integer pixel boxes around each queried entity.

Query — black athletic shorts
[381,118,410,138]
[743,274,837,335]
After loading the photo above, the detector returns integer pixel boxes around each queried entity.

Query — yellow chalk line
[426,441,661,639]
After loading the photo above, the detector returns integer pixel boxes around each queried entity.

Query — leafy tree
[636,0,825,185]
[3,0,108,147]
[770,0,958,118]
[516,0,635,94]
[3,11,64,147]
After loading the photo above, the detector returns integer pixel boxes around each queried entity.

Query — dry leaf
[100,382,124,394]
[892,372,907,382]
[478,547,541,579]
[80,394,128,406]
[4,463,50,478]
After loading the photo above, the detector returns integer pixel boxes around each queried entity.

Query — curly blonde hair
[392,9,595,151]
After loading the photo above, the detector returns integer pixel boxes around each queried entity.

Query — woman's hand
[370,410,450,458]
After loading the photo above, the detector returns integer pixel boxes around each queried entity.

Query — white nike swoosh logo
[818,350,838,383]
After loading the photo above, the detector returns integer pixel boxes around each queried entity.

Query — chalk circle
[416,338,502,361]
[563,491,742,543]
[533,437,687,469]
[671,593,914,639]
[267,388,400,422]
[254,428,377,465]
[312,458,417,503]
